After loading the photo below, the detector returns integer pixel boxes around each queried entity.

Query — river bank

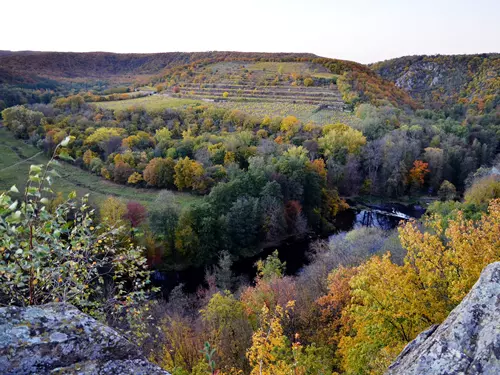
[153,202,426,296]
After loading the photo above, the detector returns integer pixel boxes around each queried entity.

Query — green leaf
[29,165,42,173]
[60,136,71,147]
[48,169,61,178]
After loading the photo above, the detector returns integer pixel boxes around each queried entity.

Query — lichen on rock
[0,303,170,375]
[386,262,500,375]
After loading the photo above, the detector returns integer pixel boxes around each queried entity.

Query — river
[153,202,425,295]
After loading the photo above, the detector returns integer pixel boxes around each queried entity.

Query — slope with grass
[0,127,199,209]
[93,94,360,126]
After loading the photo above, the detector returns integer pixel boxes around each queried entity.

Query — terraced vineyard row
[175,82,344,109]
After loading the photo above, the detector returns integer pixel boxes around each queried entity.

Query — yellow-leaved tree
[338,199,500,375]
[246,302,294,375]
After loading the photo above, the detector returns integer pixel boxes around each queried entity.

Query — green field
[0,128,200,209]
[94,96,203,112]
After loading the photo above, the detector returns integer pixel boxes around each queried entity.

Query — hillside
[0,51,416,111]
[371,54,500,114]
[0,51,317,84]
[154,56,416,109]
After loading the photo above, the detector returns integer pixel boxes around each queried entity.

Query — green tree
[256,250,286,281]
[438,180,457,201]
[149,191,180,257]
[174,210,200,261]
[1,105,44,139]
[226,197,261,252]
[464,175,500,207]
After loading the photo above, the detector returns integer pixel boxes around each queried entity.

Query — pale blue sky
[2,0,499,63]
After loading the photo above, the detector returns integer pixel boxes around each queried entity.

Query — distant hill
[371,54,500,114]
[0,51,317,84]
[0,50,416,109]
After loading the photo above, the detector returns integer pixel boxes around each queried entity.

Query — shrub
[0,142,153,320]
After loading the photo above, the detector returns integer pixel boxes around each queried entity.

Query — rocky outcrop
[0,303,170,375]
[386,262,500,375]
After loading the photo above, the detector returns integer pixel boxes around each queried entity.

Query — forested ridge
[0,50,499,375]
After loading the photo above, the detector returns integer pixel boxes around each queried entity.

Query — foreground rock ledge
[386,261,500,375]
[0,302,170,375]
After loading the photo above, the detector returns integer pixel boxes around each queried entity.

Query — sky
[1,0,499,63]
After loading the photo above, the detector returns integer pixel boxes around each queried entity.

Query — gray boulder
[0,303,170,375]
[386,262,500,375]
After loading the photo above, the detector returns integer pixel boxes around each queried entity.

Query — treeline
[0,79,123,109]
[3,95,497,196]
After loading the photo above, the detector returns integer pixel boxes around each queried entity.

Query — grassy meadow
[94,96,203,112]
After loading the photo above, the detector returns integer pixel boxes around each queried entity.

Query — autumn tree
[122,131,155,150]
[280,116,301,138]
[113,161,134,184]
[303,77,314,87]
[124,201,147,228]
[83,150,98,167]
[99,196,127,229]
[84,127,125,148]
[407,160,430,191]
[316,266,358,371]
[246,302,295,375]
[127,172,143,185]
[143,157,176,188]
[339,199,500,374]
[201,292,252,372]
[174,157,206,192]
[318,123,366,162]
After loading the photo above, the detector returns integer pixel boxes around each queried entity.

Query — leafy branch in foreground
[0,136,154,320]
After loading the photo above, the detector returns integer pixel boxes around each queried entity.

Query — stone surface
[386,262,500,375]
[0,303,170,375]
